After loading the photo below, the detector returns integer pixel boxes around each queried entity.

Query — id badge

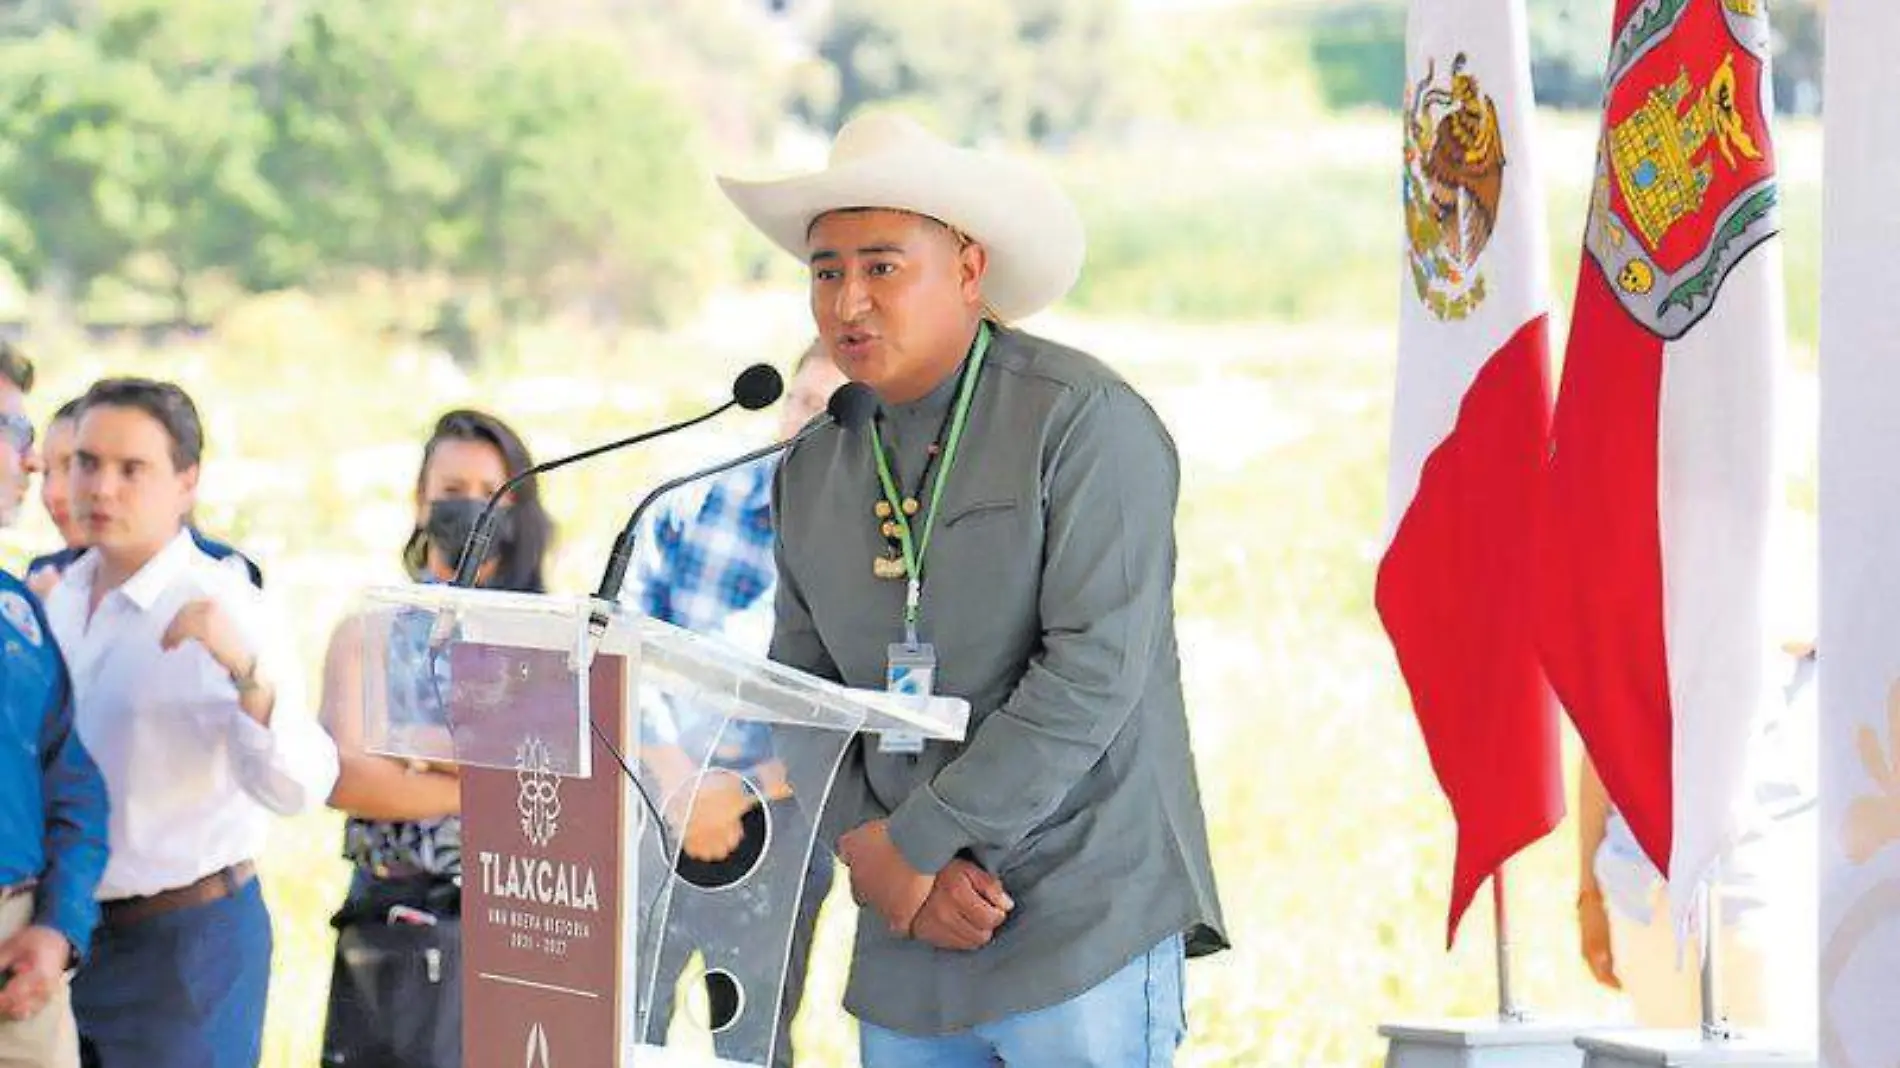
[879,642,934,755]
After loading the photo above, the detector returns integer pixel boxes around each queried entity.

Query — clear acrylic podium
[354,584,969,1068]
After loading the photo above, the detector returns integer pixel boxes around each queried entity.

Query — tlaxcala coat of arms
[1584,0,1778,340]
[1404,52,1507,323]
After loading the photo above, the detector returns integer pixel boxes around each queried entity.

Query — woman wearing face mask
[317,409,554,1068]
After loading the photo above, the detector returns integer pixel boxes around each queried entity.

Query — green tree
[0,0,729,330]
[589,0,792,154]
[0,5,276,318]
[1526,0,1613,109]
[1303,0,1404,111]
[251,1,498,292]
[797,0,1130,146]
[0,0,89,37]
[459,31,720,327]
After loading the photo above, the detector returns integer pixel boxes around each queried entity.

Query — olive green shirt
[769,324,1228,1035]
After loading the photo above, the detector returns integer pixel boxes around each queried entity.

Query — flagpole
[1699,880,1733,1041]
[1494,871,1525,1023]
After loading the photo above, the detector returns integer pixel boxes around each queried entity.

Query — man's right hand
[1577,888,1620,990]
[0,925,70,1021]
[910,858,1013,952]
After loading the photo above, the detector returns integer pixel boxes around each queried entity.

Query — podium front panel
[346,586,969,1066]
[625,648,866,1067]
[355,586,596,776]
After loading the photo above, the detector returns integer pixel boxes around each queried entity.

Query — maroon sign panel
[460,648,628,1068]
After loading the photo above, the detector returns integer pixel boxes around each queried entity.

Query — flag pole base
[1380,1019,1606,1068]
[1576,1031,1814,1068]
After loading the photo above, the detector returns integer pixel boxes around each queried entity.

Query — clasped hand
[838,820,1013,951]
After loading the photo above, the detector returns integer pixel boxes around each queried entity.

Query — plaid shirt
[627,457,779,767]
[632,457,777,634]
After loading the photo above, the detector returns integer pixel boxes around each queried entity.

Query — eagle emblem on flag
[1585,0,1777,339]
[1404,53,1507,322]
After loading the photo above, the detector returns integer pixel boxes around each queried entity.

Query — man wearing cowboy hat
[722,113,1227,1065]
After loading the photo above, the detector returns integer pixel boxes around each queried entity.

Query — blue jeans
[859,934,1186,1068]
[73,877,273,1068]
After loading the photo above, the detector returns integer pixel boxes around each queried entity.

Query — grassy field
[0,112,1820,1066]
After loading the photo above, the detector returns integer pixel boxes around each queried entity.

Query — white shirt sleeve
[202,575,340,815]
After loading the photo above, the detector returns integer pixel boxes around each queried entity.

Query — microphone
[589,382,877,622]
[451,364,784,587]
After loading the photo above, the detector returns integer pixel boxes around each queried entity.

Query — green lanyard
[870,321,992,646]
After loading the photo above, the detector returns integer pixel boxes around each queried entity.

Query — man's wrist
[888,871,933,938]
[228,653,275,728]
[838,819,882,868]
[228,653,264,694]
[897,889,929,939]
[30,894,86,968]
[44,926,73,971]
[19,925,75,972]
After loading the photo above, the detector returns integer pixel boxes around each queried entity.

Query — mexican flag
[1377,0,1563,945]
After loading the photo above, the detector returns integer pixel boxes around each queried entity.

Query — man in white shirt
[41,378,338,1068]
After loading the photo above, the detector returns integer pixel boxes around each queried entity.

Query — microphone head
[826,383,878,430]
[732,364,784,411]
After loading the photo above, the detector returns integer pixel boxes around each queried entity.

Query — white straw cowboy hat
[718,112,1085,321]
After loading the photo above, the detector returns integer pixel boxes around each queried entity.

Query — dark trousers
[74,878,273,1068]
[644,800,834,1068]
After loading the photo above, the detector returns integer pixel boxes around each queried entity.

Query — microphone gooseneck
[451,364,785,586]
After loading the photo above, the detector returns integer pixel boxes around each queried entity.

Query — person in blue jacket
[0,340,110,1068]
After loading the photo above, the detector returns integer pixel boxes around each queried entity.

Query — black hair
[403,409,553,594]
[78,378,203,471]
